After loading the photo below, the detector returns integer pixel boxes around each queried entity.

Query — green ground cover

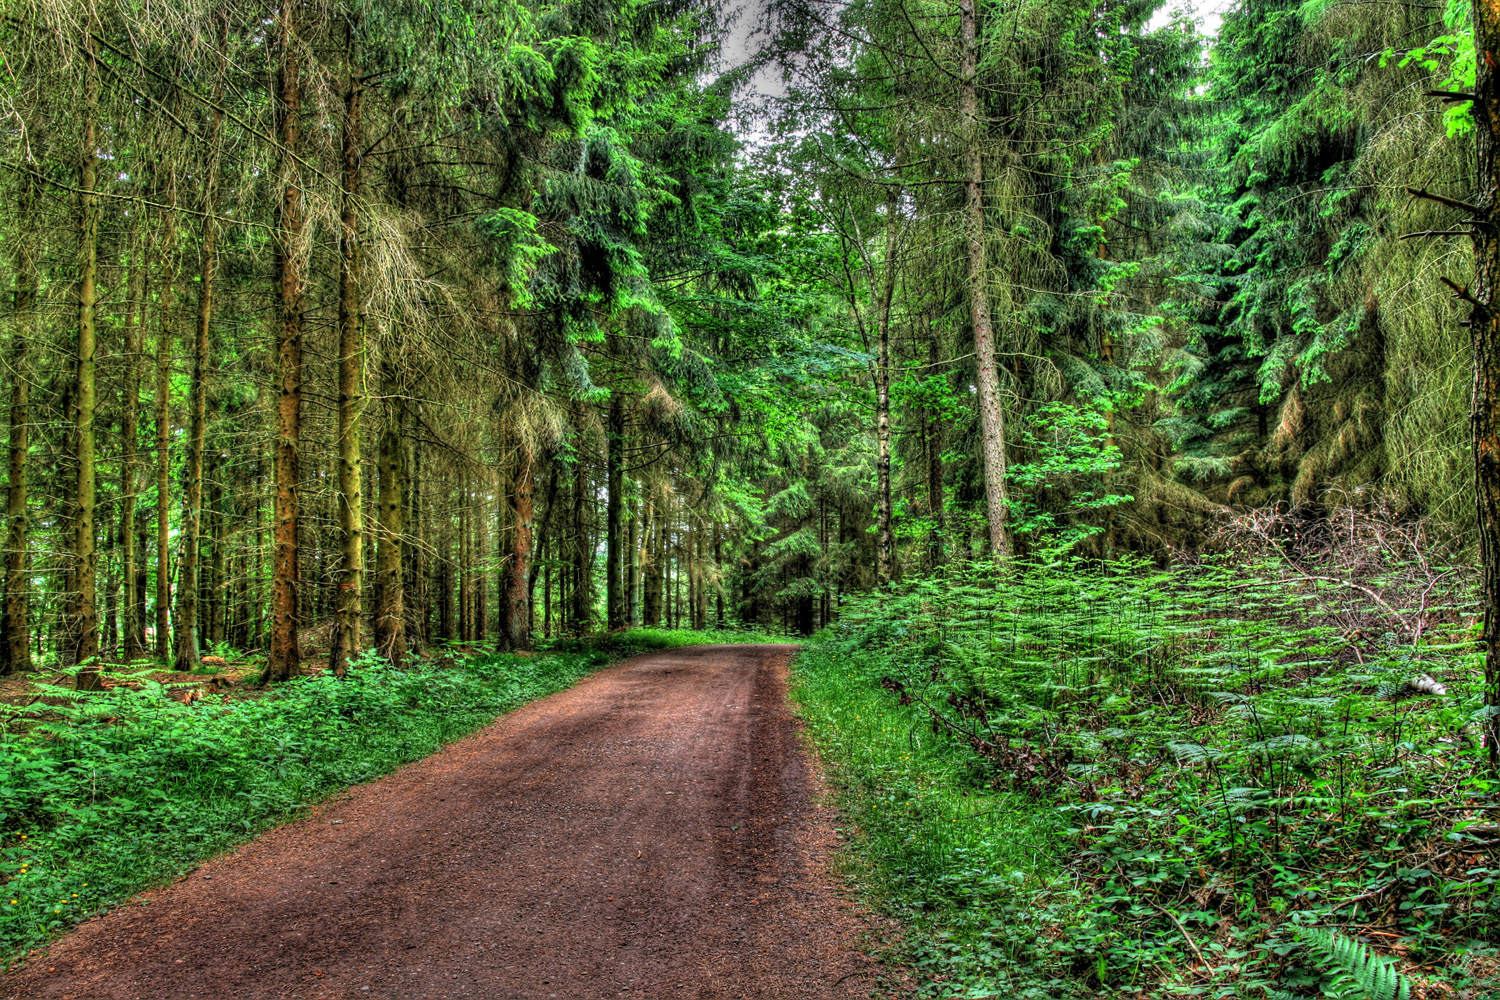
[794,558,1498,999]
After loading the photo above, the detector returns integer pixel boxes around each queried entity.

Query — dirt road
[1,645,889,1000]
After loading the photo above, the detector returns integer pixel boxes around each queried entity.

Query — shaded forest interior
[3,0,1500,995]
[0,0,1495,730]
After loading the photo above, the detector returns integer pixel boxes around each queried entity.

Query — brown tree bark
[606,389,626,630]
[2,169,39,675]
[374,411,406,664]
[504,446,536,651]
[119,252,147,661]
[266,0,306,684]
[960,0,1012,565]
[1470,0,1500,770]
[874,179,901,586]
[331,23,366,678]
[571,461,590,633]
[926,338,946,570]
[154,204,178,662]
[175,24,227,672]
[72,34,103,687]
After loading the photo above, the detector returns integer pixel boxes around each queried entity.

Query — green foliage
[794,542,1497,997]
[1298,927,1412,1000]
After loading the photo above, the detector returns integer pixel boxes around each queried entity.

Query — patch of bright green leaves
[795,559,1498,997]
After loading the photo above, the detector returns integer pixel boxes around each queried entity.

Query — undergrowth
[794,509,1499,998]
[0,644,615,965]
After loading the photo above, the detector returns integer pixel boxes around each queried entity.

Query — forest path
[1,645,888,1000]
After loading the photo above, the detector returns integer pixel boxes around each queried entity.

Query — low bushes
[794,544,1498,998]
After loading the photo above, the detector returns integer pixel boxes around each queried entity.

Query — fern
[1300,928,1411,1000]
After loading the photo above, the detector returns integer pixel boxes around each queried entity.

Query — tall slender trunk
[2,168,39,675]
[713,521,724,627]
[72,35,103,686]
[641,500,660,626]
[874,175,901,586]
[331,25,366,677]
[1470,0,1500,770]
[626,497,639,626]
[926,338,946,570]
[960,0,1011,565]
[374,410,406,663]
[175,25,227,672]
[409,438,426,651]
[267,0,305,683]
[438,493,454,642]
[606,389,626,630]
[155,207,178,662]
[505,447,536,651]
[571,461,589,633]
[120,253,146,661]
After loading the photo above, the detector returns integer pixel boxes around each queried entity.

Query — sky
[716,0,1240,101]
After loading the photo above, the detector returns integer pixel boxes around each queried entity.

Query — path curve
[1,645,886,1000]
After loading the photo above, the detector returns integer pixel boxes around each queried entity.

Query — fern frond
[1302,927,1411,1000]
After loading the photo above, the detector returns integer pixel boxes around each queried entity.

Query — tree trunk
[926,338,945,570]
[1470,0,1500,770]
[175,32,226,672]
[874,179,900,586]
[504,447,536,651]
[374,413,406,664]
[2,170,39,675]
[571,461,589,633]
[606,390,626,631]
[626,496,639,626]
[267,0,306,684]
[642,501,661,626]
[960,0,1012,565]
[409,437,426,651]
[72,35,103,686]
[154,206,178,663]
[119,252,147,661]
[331,27,366,678]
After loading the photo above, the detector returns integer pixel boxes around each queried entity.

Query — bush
[794,537,1498,997]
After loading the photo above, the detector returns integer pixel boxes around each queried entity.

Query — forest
[0,0,1498,996]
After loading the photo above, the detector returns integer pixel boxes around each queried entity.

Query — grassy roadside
[793,637,1068,1000]
[0,627,779,965]
[792,557,1499,1000]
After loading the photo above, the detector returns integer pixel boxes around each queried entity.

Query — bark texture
[331,29,366,678]
[72,37,102,685]
[2,171,39,674]
[960,0,1012,565]
[1471,0,1500,770]
[267,1,305,684]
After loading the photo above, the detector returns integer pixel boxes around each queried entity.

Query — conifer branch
[1406,187,1491,220]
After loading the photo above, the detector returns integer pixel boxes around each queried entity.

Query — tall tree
[266,0,305,684]
[71,31,103,686]
[331,17,366,678]
[174,17,228,672]
[1469,0,1500,769]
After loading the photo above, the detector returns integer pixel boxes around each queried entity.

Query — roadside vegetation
[0,629,772,965]
[795,505,1498,999]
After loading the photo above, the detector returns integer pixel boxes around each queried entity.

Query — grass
[791,546,1499,999]
[794,628,1071,1000]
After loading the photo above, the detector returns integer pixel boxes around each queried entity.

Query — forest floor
[0,644,902,1000]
